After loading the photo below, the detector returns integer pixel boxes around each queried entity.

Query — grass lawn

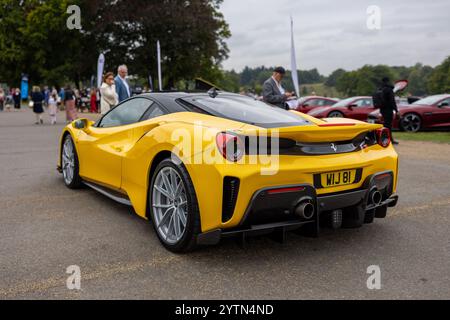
[300,83,340,98]
[395,131,450,144]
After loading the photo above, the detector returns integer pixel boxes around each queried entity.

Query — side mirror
[72,118,91,131]
[348,104,357,110]
[438,102,449,108]
[303,104,309,108]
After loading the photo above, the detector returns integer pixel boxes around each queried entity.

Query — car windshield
[413,96,448,106]
[332,97,354,108]
[184,95,310,128]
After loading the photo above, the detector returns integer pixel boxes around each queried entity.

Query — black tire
[342,205,365,229]
[400,113,422,132]
[328,111,345,118]
[375,206,388,219]
[364,209,375,224]
[61,135,83,189]
[149,158,201,253]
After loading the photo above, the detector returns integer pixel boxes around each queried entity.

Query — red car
[367,94,450,132]
[295,96,339,113]
[307,96,377,121]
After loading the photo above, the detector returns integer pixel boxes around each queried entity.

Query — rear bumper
[197,171,398,246]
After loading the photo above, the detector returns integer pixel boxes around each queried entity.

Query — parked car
[367,94,450,132]
[58,92,399,252]
[295,96,339,113]
[307,96,377,121]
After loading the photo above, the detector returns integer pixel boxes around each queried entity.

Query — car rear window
[180,95,310,128]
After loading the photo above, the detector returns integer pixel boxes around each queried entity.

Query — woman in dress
[48,90,58,125]
[90,88,98,113]
[64,85,78,123]
[100,72,118,115]
[31,86,45,125]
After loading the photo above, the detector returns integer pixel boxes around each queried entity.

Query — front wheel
[400,113,422,132]
[61,135,82,189]
[149,158,201,253]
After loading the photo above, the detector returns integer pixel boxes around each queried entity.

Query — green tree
[88,0,230,88]
[0,0,230,88]
[218,70,240,92]
[407,63,433,96]
[428,57,450,94]
[336,65,394,96]
[0,0,99,87]
[325,68,346,87]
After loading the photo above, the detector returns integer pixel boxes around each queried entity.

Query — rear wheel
[364,209,376,224]
[61,135,82,189]
[400,113,422,132]
[328,111,344,118]
[149,158,201,253]
[375,205,388,219]
[342,205,365,229]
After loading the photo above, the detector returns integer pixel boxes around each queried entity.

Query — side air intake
[222,177,240,223]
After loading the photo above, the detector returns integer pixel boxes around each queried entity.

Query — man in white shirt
[114,65,131,103]
[262,67,295,109]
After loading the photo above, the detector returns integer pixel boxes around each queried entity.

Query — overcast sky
[220,0,450,75]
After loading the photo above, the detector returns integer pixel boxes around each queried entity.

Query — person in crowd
[5,91,13,111]
[96,88,101,112]
[31,86,45,125]
[0,88,5,111]
[115,65,131,103]
[262,67,295,110]
[81,89,89,111]
[13,88,21,111]
[59,87,65,106]
[73,88,81,112]
[48,90,58,125]
[64,85,78,123]
[90,88,98,113]
[100,72,119,115]
[43,86,50,107]
[380,77,399,145]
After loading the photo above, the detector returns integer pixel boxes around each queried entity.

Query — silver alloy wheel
[62,137,75,185]
[401,114,421,132]
[152,167,188,245]
[328,111,344,118]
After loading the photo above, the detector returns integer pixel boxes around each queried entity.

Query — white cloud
[220,0,450,75]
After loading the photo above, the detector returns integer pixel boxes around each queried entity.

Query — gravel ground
[0,109,449,300]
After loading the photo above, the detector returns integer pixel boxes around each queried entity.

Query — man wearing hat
[380,77,399,145]
[262,67,295,109]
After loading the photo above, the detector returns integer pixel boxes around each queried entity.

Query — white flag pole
[290,17,300,98]
[157,41,162,91]
[97,53,105,88]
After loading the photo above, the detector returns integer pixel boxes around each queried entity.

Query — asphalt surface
[0,109,449,300]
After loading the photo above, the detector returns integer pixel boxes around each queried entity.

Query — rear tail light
[216,132,245,162]
[376,128,391,148]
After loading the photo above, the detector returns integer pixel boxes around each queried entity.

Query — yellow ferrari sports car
[58,92,399,252]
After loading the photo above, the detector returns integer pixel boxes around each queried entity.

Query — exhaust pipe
[370,190,383,206]
[295,201,315,220]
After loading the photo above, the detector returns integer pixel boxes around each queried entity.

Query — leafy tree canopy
[0,0,230,88]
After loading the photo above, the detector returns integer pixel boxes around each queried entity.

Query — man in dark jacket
[380,77,399,145]
[262,67,294,109]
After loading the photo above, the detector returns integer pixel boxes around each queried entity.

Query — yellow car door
[77,97,155,189]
